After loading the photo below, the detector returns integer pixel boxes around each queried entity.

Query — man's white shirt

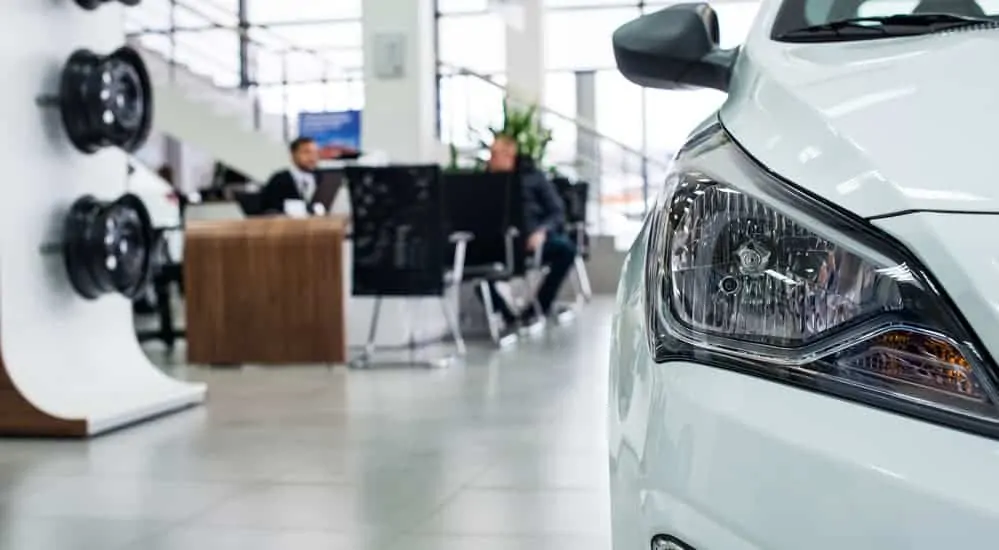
[289,166,316,203]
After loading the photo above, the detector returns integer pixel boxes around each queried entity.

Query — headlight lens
[646,124,999,424]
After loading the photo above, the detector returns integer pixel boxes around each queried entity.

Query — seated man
[484,134,577,325]
[260,137,320,215]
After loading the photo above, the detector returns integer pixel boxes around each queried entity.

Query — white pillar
[503,0,545,105]
[361,0,440,163]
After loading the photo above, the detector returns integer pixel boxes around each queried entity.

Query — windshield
[772,0,999,38]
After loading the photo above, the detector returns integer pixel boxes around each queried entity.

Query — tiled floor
[0,299,614,550]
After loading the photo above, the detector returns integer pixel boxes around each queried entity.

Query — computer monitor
[313,169,345,212]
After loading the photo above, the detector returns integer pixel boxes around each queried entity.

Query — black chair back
[554,178,590,258]
[554,178,589,224]
[345,165,446,297]
[443,171,519,269]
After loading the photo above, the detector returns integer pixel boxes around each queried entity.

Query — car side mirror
[612,3,737,92]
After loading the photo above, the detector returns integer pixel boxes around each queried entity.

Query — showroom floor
[0,299,614,550]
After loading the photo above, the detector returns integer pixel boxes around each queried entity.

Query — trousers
[483,233,577,320]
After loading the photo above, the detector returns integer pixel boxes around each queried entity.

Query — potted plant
[489,99,553,167]
[444,98,554,173]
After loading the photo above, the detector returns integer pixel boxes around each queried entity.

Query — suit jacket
[521,170,566,236]
[259,169,314,215]
[514,155,566,235]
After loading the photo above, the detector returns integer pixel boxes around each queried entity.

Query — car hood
[874,212,999,362]
[721,29,999,218]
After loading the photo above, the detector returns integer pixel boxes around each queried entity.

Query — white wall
[0,0,203,434]
[134,131,223,194]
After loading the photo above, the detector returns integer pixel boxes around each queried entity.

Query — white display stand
[0,1,205,436]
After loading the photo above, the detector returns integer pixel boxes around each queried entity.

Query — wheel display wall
[0,0,205,436]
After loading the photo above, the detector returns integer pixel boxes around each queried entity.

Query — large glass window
[545,7,640,70]
[542,71,579,172]
[249,21,363,50]
[594,70,643,151]
[438,0,489,14]
[242,1,364,116]
[438,13,506,73]
[643,89,725,160]
[438,72,507,149]
[246,0,362,23]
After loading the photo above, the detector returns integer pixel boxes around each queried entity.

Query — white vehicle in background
[127,158,183,264]
[609,1,999,549]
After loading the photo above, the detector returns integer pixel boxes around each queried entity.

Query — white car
[608,2,999,549]
[127,158,183,263]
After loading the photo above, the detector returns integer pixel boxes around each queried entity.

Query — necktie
[299,175,314,202]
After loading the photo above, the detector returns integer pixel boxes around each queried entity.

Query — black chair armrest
[447,231,475,285]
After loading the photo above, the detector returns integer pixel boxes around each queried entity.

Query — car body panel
[871,212,999,363]
[609,220,999,550]
[721,0,999,218]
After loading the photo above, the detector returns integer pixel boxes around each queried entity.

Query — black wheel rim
[104,193,154,298]
[59,50,103,154]
[109,47,153,152]
[62,195,105,299]
[73,0,104,9]
[57,47,153,154]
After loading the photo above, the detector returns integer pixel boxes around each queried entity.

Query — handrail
[440,62,671,171]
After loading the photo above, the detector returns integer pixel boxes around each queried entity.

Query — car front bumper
[609,355,999,550]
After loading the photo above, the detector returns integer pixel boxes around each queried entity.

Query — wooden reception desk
[184,216,347,365]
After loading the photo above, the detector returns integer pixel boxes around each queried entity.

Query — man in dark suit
[259,137,321,215]
[482,134,576,325]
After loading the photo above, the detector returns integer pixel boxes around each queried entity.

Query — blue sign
[298,110,362,160]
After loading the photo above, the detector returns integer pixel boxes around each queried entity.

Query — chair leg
[478,280,501,345]
[574,256,593,302]
[364,297,382,360]
[528,270,546,320]
[439,295,465,356]
[153,275,175,350]
[452,283,462,329]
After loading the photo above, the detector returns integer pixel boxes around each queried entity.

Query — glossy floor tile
[0,299,615,550]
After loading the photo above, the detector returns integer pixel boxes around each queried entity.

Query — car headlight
[645,123,999,428]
